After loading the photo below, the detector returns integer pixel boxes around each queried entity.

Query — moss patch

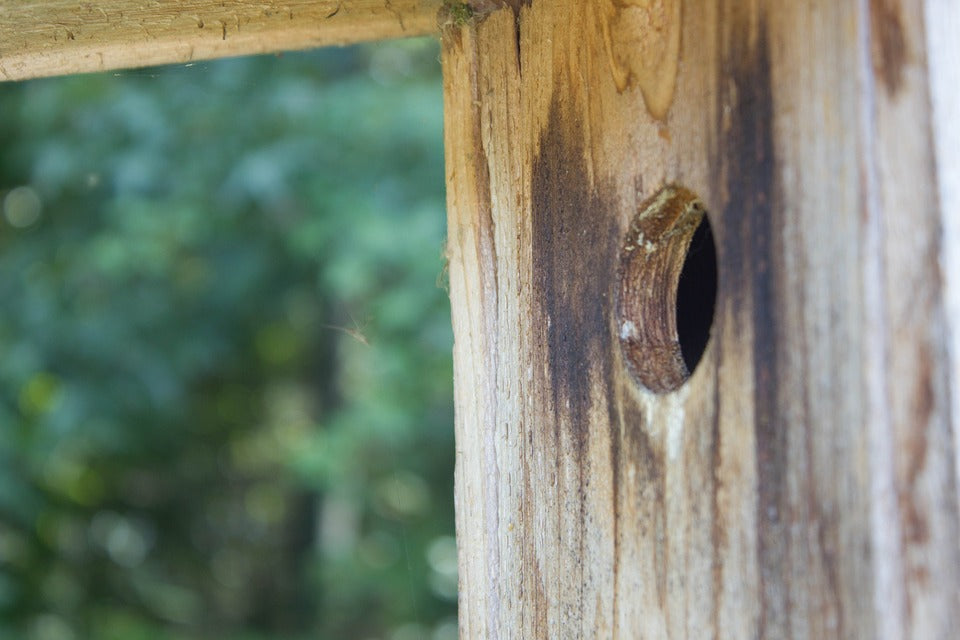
[441,1,475,27]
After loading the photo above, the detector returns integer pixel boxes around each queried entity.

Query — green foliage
[0,39,454,639]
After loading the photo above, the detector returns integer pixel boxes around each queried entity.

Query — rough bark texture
[0,0,441,81]
[442,1,959,638]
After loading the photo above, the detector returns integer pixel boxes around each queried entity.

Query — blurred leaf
[0,38,453,639]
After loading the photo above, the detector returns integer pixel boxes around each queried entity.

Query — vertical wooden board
[864,3,958,636]
[442,0,959,638]
[924,0,960,530]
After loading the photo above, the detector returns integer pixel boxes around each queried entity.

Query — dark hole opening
[676,215,718,373]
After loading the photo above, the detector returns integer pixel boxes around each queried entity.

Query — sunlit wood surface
[0,0,441,81]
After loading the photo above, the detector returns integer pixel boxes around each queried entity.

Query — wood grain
[924,0,960,535]
[442,0,959,637]
[0,0,441,81]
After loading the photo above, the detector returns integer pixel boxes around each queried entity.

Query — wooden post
[442,1,959,638]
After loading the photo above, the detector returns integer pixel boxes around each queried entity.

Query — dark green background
[0,38,455,640]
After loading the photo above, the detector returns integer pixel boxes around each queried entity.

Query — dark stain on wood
[911,345,935,437]
[621,400,663,505]
[901,347,932,547]
[609,377,623,632]
[530,96,639,623]
[468,0,529,17]
[869,0,907,95]
[619,396,667,607]
[714,12,789,637]
[709,358,724,637]
[530,96,619,457]
[500,0,531,11]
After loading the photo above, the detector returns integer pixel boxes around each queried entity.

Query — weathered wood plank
[924,0,960,529]
[442,1,959,638]
[0,0,441,81]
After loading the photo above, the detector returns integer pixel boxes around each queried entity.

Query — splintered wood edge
[616,184,706,394]
[0,0,443,82]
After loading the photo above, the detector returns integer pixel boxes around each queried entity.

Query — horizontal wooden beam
[0,0,442,82]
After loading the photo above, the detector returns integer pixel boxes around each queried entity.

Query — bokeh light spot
[4,185,43,228]
[18,372,62,416]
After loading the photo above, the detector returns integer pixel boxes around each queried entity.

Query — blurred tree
[0,39,454,640]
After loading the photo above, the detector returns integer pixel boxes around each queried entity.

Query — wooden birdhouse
[3,1,957,637]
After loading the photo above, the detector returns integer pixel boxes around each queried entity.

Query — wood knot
[600,0,682,120]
